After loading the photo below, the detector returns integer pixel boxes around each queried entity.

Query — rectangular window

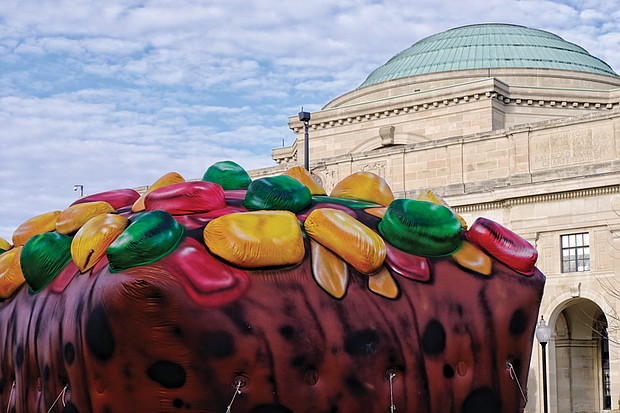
[561,233,590,273]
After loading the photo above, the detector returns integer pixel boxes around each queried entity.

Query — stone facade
[252,65,620,412]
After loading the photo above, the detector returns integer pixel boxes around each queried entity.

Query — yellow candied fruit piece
[304,208,386,275]
[452,241,492,276]
[330,172,394,207]
[204,211,304,268]
[368,266,399,299]
[56,201,116,235]
[311,239,349,298]
[12,210,61,247]
[0,237,11,251]
[71,214,129,272]
[0,246,25,299]
[132,171,185,212]
[283,166,327,195]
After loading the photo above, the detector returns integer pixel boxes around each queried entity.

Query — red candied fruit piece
[158,237,250,307]
[49,260,80,294]
[144,181,226,214]
[71,189,140,210]
[384,242,430,282]
[466,217,538,275]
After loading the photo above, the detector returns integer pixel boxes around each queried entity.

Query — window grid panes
[561,233,590,273]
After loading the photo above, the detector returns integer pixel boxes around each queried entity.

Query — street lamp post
[74,184,84,197]
[536,316,552,413]
[298,109,311,171]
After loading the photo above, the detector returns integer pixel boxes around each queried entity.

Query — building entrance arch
[545,296,611,413]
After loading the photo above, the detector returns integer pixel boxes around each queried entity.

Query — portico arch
[536,290,615,413]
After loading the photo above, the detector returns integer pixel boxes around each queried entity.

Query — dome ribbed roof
[359,23,619,88]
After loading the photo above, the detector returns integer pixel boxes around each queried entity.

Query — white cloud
[580,9,605,21]
[1,0,619,240]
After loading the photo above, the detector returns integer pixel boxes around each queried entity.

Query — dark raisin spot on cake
[509,309,528,336]
[85,305,115,361]
[147,360,186,388]
[421,319,446,356]
[461,387,501,413]
[344,329,380,356]
[279,325,295,340]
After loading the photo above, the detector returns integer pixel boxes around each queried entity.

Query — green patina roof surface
[359,23,619,88]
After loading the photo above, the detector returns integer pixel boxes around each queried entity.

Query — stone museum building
[252,24,620,413]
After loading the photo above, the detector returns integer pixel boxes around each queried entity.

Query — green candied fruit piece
[243,175,312,213]
[378,199,462,257]
[20,232,72,293]
[106,210,184,273]
[202,160,252,190]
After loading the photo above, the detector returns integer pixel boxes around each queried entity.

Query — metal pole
[298,109,311,171]
[304,120,309,171]
[541,341,548,413]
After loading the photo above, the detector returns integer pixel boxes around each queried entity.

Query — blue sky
[1,0,619,241]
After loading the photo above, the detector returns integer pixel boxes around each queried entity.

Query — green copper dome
[360,24,619,88]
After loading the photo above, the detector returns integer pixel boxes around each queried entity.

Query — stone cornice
[493,92,618,111]
[289,78,503,133]
[288,80,620,134]
[453,185,620,213]
[271,140,298,164]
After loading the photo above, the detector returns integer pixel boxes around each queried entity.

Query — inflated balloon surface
[0,162,544,413]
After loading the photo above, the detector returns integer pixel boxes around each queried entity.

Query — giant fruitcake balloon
[0,162,544,413]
